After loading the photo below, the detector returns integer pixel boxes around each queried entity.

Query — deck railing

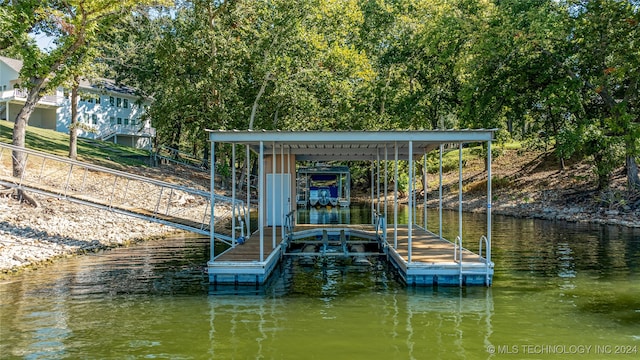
[2,89,61,105]
[478,235,491,286]
[374,212,386,243]
[284,210,296,239]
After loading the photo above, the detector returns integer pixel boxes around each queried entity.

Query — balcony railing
[1,89,61,106]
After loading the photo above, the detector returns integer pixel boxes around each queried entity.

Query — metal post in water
[376,148,380,215]
[458,142,463,247]
[272,142,276,249]
[423,151,427,230]
[394,142,398,249]
[370,160,374,224]
[246,145,251,237]
[439,144,443,240]
[232,145,237,246]
[458,142,463,285]
[384,145,388,228]
[210,140,216,262]
[280,144,284,240]
[487,140,492,264]
[259,141,264,262]
[408,140,413,263]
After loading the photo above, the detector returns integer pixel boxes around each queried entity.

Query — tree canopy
[3,0,639,190]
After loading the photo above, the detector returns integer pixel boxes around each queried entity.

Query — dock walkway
[208,224,493,286]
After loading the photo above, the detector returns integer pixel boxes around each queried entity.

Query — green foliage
[95,0,639,190]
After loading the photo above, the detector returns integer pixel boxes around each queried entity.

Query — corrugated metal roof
[207,129,497,161]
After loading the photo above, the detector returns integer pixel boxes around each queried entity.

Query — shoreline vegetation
[1,125,638,275]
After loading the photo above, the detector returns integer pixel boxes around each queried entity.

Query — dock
[208,223,493,286]
[207,129,497,287]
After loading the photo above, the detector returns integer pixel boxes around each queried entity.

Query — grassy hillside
[0,120,151,169]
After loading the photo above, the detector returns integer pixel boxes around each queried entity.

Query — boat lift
[297,165,350,208]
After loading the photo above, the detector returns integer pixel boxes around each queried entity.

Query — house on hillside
[0,56,155,150]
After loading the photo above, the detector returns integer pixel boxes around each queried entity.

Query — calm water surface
[1,207,639,359]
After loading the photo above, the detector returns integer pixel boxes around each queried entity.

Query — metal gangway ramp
[0,142,245,241]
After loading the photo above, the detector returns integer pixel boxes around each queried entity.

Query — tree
[4,0,168,179]
[566,0,640,189]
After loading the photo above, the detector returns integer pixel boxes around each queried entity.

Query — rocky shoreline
[432,192,640,228]
[0,194,173,274]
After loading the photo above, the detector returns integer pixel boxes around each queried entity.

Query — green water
[1,209,639,359]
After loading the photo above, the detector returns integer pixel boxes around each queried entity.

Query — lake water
[1,207,639,359]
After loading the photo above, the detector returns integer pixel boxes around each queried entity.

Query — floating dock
[206,130,497,287]
[208,223,493,286]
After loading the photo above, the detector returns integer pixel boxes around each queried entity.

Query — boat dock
[207,128,497,287]
[209,221,492,287]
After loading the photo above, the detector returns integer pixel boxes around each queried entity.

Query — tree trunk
[171,122,182,156]
[202,142,210,169]
[69,80,79,160]
[11,79,45,207]
[627,155,640,190]
[249,72,271,130]
[12,78,45,177]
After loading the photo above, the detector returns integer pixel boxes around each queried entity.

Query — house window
[95,96,101,104]
[110,116,115,125]
[88,97,94,104]
[117,117,122,125]
[124,118,129,126]
[116,98,122,107]
[110,96,115,106]
[123,99,128,108]
[91,114,98,125]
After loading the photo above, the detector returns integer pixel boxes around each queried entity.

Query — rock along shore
[0,192,233,274]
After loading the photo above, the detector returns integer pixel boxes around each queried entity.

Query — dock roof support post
[408,140,413,263]
[232,144,236,247]
[287,145,291,223]
[210,140,216,262]
[280,144,285,240]
[384,145,388,227]
[438,144,443,240]
[370,160,374,224]
[376,148,380,215]
[272,142,276,249]
[423,149,427,230]
[246,145,251,237]
[458,142,464,265]
[394,142,398,249]
[259,141,264,262]
[487,140,492,263]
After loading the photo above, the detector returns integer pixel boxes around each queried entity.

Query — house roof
[0,56,140,97]
[78,77,138,96]
[0,56,24,73]
[207,129,497,161]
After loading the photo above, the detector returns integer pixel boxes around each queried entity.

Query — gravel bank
[1,194,192,273]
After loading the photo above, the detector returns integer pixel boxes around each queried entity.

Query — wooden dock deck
[208,224,493,286]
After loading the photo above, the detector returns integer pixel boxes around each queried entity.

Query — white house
[0,56,155,150]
